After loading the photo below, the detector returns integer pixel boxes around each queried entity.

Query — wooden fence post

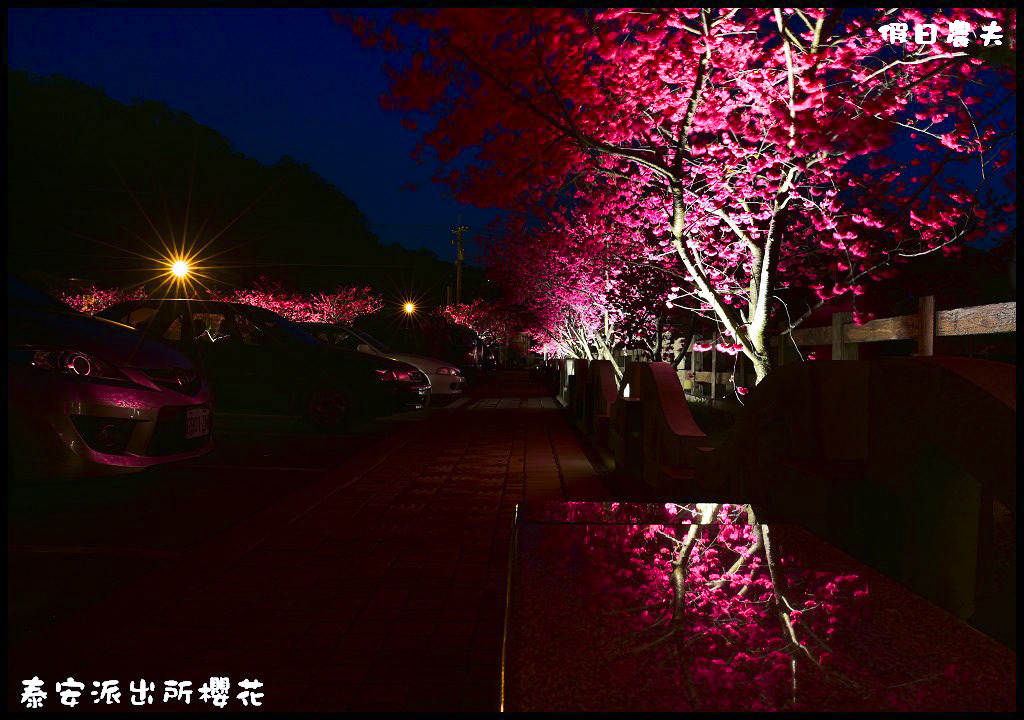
[918,295,935,356]
[710,346,718,399]
[690,343,698,398]
[832,311,856,360]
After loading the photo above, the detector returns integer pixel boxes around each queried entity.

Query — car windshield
[349,327,392,353]
[240,306,320,345]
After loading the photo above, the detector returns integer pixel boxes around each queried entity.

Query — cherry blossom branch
[861,51,970,83]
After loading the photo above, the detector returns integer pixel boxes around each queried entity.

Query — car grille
[142,367,201,397]
[147,404,212,456]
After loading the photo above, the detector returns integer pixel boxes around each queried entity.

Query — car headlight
[18,347,130,383]
[437,367,459,375]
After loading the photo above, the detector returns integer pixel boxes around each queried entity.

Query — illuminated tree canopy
[440,298,522,345]
[368,7,1016,382]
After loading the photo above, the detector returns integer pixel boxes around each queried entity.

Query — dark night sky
[6,7,498,264]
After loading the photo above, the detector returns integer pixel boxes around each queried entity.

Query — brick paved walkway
[10,373,606,712]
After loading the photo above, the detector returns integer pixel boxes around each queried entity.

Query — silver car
[301,322,466,396]
[8,279,212,477]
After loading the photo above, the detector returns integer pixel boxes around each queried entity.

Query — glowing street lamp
[404,302,416,314]
[171,259,190,279]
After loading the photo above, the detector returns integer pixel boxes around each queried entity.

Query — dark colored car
[8,278,213,476]
[97,299,430,427]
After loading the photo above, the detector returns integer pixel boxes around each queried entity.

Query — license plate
[185,407,210,439]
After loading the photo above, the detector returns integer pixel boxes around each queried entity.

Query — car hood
[382,352,461,375]
[8,307,196,371]
[316,344,419,373]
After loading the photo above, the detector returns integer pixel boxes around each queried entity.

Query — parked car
[351,314,484,383]
[8,278,213,477]
[97,299,430,426]
[300,322,466,397]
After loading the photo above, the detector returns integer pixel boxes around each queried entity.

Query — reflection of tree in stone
[538,502,868,710]
[515,502,1014,711]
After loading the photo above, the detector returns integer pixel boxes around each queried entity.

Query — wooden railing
[581,298,1015,405]
[775,297,1015,362]
[673,297,1016,403]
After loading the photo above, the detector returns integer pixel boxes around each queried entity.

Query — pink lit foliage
[213,276,384,325]
[529,502,978,710]
[487,219,624,364]
[368,7,1016,383]
[440,298,520,345]
[487,210,679,378]
[59,285,148,315]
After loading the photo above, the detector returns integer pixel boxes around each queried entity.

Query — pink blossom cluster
[211,277,383,325]
[487,206,676,359]
[440,299,521,344]
[59,285,148,315]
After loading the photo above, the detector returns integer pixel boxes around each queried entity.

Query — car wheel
[305,384,349,431]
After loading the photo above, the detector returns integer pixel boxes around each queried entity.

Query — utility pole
[452,216,467,305]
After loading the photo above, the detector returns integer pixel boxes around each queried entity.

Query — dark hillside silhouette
[7,70,486,303]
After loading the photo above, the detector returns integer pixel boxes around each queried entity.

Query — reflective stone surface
[503,502,1015,712]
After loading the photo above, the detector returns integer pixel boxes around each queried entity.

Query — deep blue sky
[6,7,497,263]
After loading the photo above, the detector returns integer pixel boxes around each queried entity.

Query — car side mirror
[356,343,373,353]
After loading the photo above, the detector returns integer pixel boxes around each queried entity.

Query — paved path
[9,373,606,712]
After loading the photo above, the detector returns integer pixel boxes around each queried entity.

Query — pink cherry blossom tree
[440,298,521,345]
[212,276,384,324]
[363,7,1016,383]
[486,204,688,378]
